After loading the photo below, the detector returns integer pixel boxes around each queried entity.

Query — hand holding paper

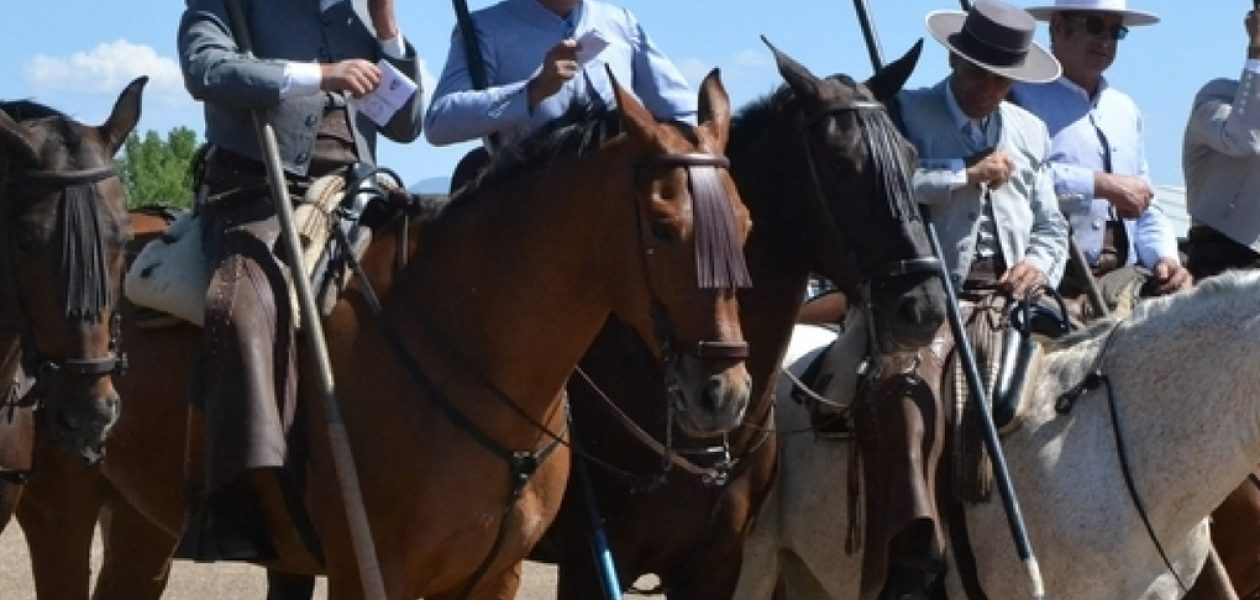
[353,59,417,127]
[575,30,609,64]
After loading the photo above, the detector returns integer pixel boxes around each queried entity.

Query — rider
[1184,0,1260,279]
[874,1,1069,597]
[424,0,695,186]
[175,0,424,562]
[1012,0,1190,318]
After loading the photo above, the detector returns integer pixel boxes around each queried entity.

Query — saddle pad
[815,310,872,415]
[124,174,351,328]
[123,209,208,326]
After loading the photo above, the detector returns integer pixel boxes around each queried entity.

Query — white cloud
[24,39,185,102]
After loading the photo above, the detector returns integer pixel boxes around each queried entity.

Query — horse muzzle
[668,356,752,438]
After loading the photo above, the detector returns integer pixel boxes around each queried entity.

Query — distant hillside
[408,177,451,195]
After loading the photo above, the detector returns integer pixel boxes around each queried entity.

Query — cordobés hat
[1024,0,1160,27]
[926,0,1062,84]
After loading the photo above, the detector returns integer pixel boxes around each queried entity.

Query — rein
[332,148,746,597]
[1054,323,1192,595]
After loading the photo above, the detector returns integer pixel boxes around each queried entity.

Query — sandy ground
[0,521,661,599]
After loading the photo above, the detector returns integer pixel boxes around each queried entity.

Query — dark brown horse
[19,72,754,599]
[542,42,945,599]
[0,79,143,534]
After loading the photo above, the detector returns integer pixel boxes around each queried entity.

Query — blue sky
[0,1,1242,190]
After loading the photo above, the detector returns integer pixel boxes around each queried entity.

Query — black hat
[927,0,1062,83]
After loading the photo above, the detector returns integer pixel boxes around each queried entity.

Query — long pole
[222,2,386,598]
[850,1,1045,597]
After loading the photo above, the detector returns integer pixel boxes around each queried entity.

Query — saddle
[790,309,869,435]
[124,165,401,328]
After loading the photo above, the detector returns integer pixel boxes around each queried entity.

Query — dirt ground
[0,522,662,599]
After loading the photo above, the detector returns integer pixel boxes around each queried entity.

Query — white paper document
[354,59,418,127]
[575,30,609,64]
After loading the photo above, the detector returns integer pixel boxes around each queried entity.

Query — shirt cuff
[919,158,968,188]
[281,61,323,99]
[379,32,407,60]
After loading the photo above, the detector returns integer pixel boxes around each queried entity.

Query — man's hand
[527,40,579,109]
[1095,172,1154,219]
[965,148,1014,190]
[321,59,382,98]
[368,0,399,40]
[998,260,1048,300]
[1152,257,1194,295]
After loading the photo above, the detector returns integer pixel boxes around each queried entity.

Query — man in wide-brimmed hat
[855,2,1068,599]
[1012,0,1190,319]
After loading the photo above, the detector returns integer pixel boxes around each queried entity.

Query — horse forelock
[2,98,120,322]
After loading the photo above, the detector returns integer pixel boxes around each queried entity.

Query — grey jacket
[178,0,424,176]
[1184,67,1260,253]
[899,80,1069,287]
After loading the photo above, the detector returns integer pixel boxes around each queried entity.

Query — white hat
[1024,0,1160,27]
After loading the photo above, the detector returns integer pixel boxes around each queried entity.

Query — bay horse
[542,41,946,600]
[0,78,143,532]
[20,71,753,599]
[734,270,1260,599]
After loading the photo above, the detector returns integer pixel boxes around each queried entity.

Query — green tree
[117,127,200,209]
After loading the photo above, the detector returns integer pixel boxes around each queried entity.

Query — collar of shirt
[512,0,587,36]
[945,78,991,146]
[320,0,345,13]
[1054,74,1111,107]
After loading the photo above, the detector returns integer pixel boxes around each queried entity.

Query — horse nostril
[703,377,724,413]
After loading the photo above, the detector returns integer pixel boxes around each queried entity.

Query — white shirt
[1013,77,1179,268]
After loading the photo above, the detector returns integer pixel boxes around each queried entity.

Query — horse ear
[608,66,655,144]
[0,109,39,169]
[865,40,923,102]
[697,69,731,150]
[762,36,821,102]
[98,76,147,155]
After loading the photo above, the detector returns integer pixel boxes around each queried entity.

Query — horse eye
[649,222,679,244]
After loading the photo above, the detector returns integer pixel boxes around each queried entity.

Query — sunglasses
[1064,14,1129,40]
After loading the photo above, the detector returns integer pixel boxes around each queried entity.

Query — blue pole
[574,447,624,600]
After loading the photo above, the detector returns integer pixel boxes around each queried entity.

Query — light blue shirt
[942,82,1001,261]
[1013,77,1180,268]
[424,0,696,147]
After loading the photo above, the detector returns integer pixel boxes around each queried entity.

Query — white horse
[735,270,1260,599]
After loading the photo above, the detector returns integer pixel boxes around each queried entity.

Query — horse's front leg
[0,480,22,532]
[93,491,177,600]
[16,437,109,600]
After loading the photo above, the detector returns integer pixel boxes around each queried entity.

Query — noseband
[799,99,941,287]
[635,152,751,363]
[3,164,128,408]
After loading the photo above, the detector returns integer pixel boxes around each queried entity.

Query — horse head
[606,70,754,437]
[0,76,146,460]
[763,39,946,354]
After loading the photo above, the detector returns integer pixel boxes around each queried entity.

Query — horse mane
[0,99,64,122]
[454,101,624,206]
[1039,270,1260,407]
